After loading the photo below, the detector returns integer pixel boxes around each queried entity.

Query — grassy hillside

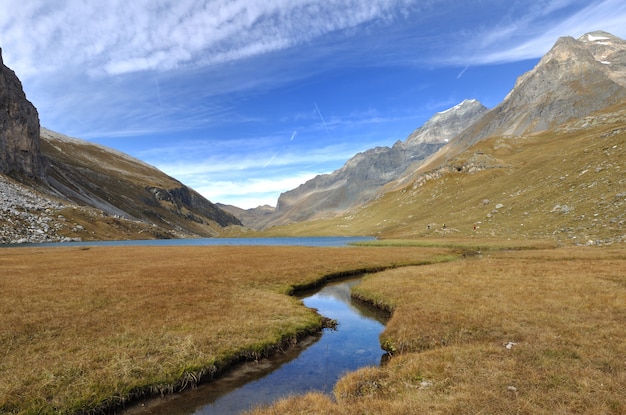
[40,129,240,240]
[258,103,626,245]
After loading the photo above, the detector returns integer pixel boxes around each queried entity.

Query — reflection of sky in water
[194,281,385,414]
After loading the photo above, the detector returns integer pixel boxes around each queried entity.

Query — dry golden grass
[249,246,626,414]
[0,244,452,414]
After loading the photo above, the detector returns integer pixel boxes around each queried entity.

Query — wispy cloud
[0,0,420,79]
[147,143,362,177]
[450,0,626,65]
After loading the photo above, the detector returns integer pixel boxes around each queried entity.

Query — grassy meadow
[0,244,453,414]
[249,245,626,415]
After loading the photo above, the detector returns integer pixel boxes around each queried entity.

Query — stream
[125,278,388,414]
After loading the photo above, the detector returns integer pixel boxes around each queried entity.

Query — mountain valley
[2,32,626,245]
[240,31,626,245]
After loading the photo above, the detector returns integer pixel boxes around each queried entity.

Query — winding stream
[125,278,388,414]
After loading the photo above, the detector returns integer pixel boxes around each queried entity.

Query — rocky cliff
[0,48,46,180]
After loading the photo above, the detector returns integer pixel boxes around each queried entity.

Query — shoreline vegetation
[0,244,456,414]
[1,242,624,414]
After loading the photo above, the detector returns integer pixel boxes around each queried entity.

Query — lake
[7,236,375,248]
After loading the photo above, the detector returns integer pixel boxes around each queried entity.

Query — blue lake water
[123,278,388,415]
[12,236,375,248]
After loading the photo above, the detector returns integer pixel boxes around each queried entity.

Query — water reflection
[124,278,387,415]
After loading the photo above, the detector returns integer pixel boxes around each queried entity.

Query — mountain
[40,129,242,238]
[416,30,626,173]
[217,203,276,230]
[247,99,487,229]
[256,31,626,245]
[0,50,241,243]
[405,99,487,145]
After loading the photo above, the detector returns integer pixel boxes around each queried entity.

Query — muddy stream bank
[121,277,388,415]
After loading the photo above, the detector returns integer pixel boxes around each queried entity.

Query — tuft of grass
[248,246,626,415]
[0,244,453,414]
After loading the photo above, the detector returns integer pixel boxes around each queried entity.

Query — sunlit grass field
[250,246,626,414]
[0,244,453,414]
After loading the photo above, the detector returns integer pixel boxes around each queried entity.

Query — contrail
[154,76,164,115]
[457,65,469,79]
[264,130,296,168]
[263,152,279,168]
[314,102,332,137]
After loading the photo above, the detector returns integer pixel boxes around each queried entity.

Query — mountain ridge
[249,31,626,244]
[394,30,626,186]
[241,99,488,229]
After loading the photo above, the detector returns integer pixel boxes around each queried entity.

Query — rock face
[252,100,487,229]
[0,48,46,180]
[406,99,488,145]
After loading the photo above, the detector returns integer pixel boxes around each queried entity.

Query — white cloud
[185,172,322,209]
[0,0,419,79]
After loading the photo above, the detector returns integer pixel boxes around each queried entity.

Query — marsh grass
[349,237,557,251]
[249,246,626,414]
[0,245,450,414]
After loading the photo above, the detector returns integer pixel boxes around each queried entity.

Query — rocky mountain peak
[577,30,626,87]
[0,47,46,180]
[405,99,488,145]
[472,31,626,140]
[578,30,626,50]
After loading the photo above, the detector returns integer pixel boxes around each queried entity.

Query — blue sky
[2,0,626,208]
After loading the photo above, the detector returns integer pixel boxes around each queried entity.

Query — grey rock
[0,48,46,180]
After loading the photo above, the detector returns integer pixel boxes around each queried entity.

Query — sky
[2,1,626,209]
